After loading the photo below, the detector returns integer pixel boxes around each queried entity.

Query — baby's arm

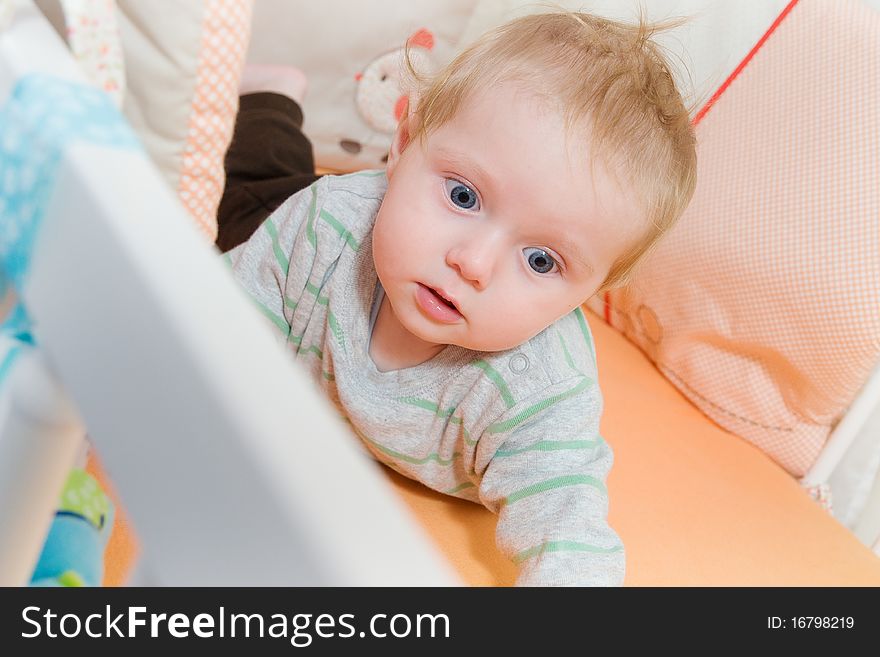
[225,179,325,341]
[477,376,625,586]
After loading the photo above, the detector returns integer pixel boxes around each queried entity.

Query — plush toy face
[355,46,431,135]
[345,28,435,163]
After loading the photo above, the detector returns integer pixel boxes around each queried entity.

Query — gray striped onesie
[227,170,625,586]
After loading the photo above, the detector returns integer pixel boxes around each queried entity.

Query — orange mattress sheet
[92,309,880,586]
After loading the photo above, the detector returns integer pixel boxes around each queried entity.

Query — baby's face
[373,82,644,353]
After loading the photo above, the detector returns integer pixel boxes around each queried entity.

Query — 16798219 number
[767,617,855,629]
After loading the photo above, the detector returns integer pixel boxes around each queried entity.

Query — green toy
[29,468,114,587]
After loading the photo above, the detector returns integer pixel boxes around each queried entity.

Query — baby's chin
[399,309,534,353]
[459,327,551,353]
[429,332,527,354]
[463,339,529,353]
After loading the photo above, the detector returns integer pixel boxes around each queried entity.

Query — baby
[224,11,697,586]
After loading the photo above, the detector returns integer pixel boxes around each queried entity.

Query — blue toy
[30,468,114,587]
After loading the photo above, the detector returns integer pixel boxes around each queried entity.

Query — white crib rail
[0,336,85,585]
[0,0,93,587]
[808,362,880,555]
[802,365,880,490]
[0,0,458,586]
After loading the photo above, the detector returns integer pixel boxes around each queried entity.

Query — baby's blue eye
[444,178,479,210]
[524,247,557,274]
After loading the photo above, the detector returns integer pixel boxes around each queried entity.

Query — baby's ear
[386,107,418,180]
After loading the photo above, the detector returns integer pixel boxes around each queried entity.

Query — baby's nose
[446,235,501,290]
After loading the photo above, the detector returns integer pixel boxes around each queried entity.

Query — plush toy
[30,468,114,587]
[342,28,436,164]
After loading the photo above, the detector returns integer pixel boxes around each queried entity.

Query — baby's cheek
[470,314,529,353]
[390,227,422,253]
[502,295,564,347]
[370,221,394,277]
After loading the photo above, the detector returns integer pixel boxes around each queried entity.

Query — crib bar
[0,338,84,585]
[0,0,81,99]
[802,364,880,488]
[0,0,91,587]
[25,144,458,585]
[1,2,458,585]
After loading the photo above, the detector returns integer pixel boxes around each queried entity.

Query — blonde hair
[404,10,697,292]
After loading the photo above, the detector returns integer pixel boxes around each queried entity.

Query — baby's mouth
[431,288,459,312]
[415,283,463,323]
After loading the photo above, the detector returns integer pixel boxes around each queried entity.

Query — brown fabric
[216,92,320,252]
